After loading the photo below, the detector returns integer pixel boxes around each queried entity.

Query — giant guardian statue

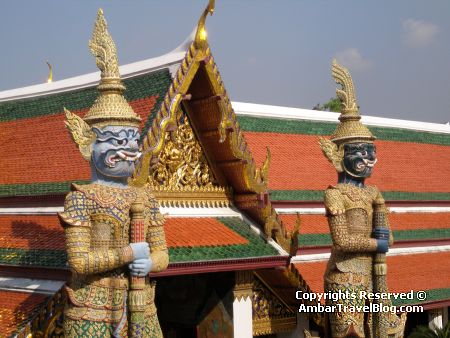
[59,9,168,338]
[319,60,406,338]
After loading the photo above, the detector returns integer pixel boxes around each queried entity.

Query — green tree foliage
[408,321,450,338]
[313,97,342,113]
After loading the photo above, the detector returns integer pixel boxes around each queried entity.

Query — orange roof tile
[244,132,450,193]
[0,215,65,250]
[294,251,450,295]
[0,215,248,251]
[164,217,248,247]
[0,290,48,337]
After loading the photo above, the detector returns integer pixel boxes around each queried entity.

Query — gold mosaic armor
[324,184,393,337]
[58,183,169,327]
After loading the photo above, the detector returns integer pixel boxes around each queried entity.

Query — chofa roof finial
[195,0,215,49]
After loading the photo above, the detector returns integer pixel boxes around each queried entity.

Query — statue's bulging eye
[117,139,126,146]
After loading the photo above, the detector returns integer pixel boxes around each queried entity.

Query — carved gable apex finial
[195,0,215,49]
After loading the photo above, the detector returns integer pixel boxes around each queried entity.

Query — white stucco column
[276,313,309,338]
[233,270,253,338]
[428,308,444,331]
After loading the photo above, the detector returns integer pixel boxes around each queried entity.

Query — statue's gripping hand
[129,258,153,277]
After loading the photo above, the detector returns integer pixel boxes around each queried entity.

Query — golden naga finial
[89,8,121,80]
[331,59,358,114]
[194,0,215,49]
[46,61,53,83]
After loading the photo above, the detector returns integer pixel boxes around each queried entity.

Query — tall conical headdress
[329,59,375,144]
[64,9,141,161]
[319,60,375,172]
[83,8,141,128]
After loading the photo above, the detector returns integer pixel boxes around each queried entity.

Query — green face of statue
[342,142,377,178]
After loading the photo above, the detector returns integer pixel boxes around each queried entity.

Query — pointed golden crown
[83,9,141,128]
[329,59,375,144]
[319,60,375,173]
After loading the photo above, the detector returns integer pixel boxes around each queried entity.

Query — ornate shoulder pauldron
[73,183,138,209]
[334,184,378,209]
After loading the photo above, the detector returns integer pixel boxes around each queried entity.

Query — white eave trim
[0,52,189,103]
[0,27,198,103]
[161,206,242,218]
[232,101,450,135]
[275,207,450,215]
[0,277,65,295]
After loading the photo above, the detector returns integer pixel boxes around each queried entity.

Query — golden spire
[329,59,375,143]
[64,8,141,162]
[46,61,53,83]
[194,0,215,49]
[82,8,141,128]
[89,8,121,80]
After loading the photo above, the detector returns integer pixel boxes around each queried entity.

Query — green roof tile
[237,116,450,146]
[270,190,450,202]
[0,217,280,268]
[0,69,172,124]
[392,288,450,306]
[169,217,280,263]
[299,228,450,247]
[0,248,67,268]
[0,181,90,197]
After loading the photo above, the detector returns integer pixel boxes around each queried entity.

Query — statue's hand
[373,227,389,241]
[128,258,153,277]
[376,239,389,253]
[130,242,150,260]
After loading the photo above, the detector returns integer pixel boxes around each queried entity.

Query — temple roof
[0,213,286,274]
[235,104,450,203]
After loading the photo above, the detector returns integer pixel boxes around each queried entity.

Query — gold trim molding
[234,270,253,301]
[252,275,296,336]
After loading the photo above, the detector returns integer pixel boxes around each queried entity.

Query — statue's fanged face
[91,126,141,178]
[342,142,377,178]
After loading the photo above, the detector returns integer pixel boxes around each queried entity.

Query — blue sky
[0,1,449,123]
